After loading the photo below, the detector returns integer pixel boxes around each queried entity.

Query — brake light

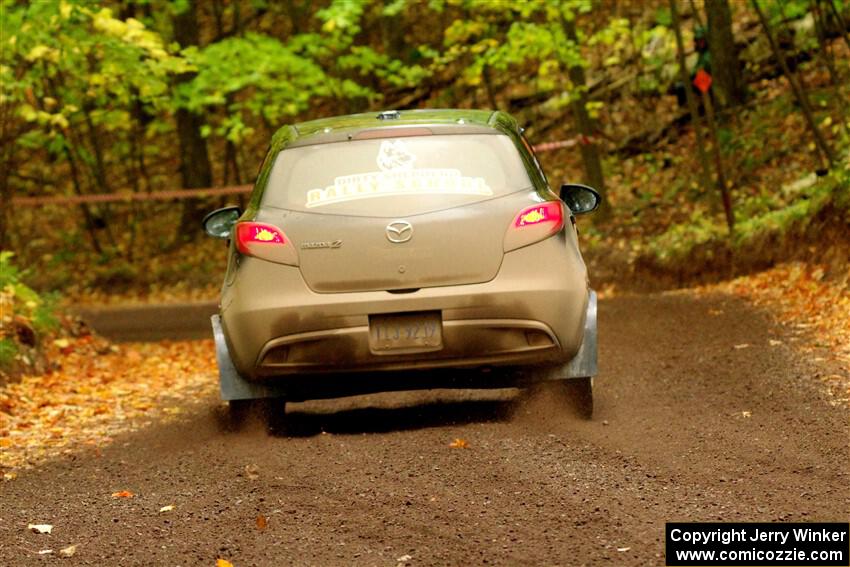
[504,201,565,252]
[235,222,298,265]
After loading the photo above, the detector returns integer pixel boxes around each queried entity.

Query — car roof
[271,109,520,149]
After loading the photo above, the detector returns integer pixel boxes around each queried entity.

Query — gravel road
[1,292,848,566]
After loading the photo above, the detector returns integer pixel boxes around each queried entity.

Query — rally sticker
[305,140,493,208]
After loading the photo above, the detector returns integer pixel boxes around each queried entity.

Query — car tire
[263,398,288,434]
[560,377,593,420]
[221,399,250,431]
[225,398,287,432]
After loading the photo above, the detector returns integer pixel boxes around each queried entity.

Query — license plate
[369,311,442,354]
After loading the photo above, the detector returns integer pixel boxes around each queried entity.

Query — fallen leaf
[734,343,750,350]
[3,472,17,481]
[256,515,267,530]
[28,524,53,534]
[217,559,235,567]
[59,544,77,557]
[53,338,70,349]
[617,547,631,552]
[397,554,413,562]
[159,505,174,513]
[244,464,260,480]
[111,490,134,498]
[742,410,752,418]
[0,339,220,473]
[449,438,468,449]
[769,339,783,346]
[38,549,53,555]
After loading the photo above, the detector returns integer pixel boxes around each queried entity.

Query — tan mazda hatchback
[204,109,601,421]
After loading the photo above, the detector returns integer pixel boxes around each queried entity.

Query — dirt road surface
[1,293,848,566]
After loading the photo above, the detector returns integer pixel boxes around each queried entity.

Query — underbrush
[577,57,850,290]
[7,198,228,303]
[646,168,849,267]
[0,252,61,381]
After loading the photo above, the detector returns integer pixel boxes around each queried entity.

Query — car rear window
[261,133,533,216]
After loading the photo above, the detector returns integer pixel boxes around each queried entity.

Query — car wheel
[560,377,593,419]
[263,398,288,434]
[225,398,286,432]
[224,399,253,430]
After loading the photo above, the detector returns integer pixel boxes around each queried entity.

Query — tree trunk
[0,142,12,250]
[706,0,747,108]
[481,64,500,111]
[825,0,850,53]
[561,16,607,215]
[812,0,841,87]
[751,0,835,168]
[670,0,713,202]
[701,90,735,232]
[173,0,214,238]
[0,104,18,250]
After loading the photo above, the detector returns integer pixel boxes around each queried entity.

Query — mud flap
[212,315,285,401]
[544,290,597,381]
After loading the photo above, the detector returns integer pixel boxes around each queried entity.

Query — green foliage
[338,46,431,88]
[178,33,344,142]
[0,339,16,369]
[647,172,846,266]
[0,251,21,288]
[3,2,189,144]
[0,252,59,372]
[437,0,604,96]
[1,253,56,325]
[648,212,727,263]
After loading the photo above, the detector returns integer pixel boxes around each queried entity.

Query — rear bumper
[220,236,589,378]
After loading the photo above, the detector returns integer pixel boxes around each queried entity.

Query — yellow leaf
[28,524,53,534]
[59,545,77,557]
[449,438,469,449]
[25,45,50,61]
[217,560,235,567]
[111,490,134,498]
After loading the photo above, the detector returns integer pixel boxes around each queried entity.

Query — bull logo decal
[377,140,416,172]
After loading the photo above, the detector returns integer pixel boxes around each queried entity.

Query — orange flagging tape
[11,185,253,206]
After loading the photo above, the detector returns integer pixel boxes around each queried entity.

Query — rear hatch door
[258,193,533,292]
[257,132,540,292]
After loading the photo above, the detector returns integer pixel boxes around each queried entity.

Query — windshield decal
[377,140,416,171]
[305,140,493,208]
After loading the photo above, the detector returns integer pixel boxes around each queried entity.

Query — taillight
[504,201,565,252]
[235,222,298,265]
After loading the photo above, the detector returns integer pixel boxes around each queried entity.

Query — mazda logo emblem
[386,220,413,243]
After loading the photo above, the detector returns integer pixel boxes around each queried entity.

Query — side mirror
[202,206,241,239]
[560,183,601,215]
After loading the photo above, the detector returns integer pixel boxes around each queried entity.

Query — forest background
[1,0,849,379]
